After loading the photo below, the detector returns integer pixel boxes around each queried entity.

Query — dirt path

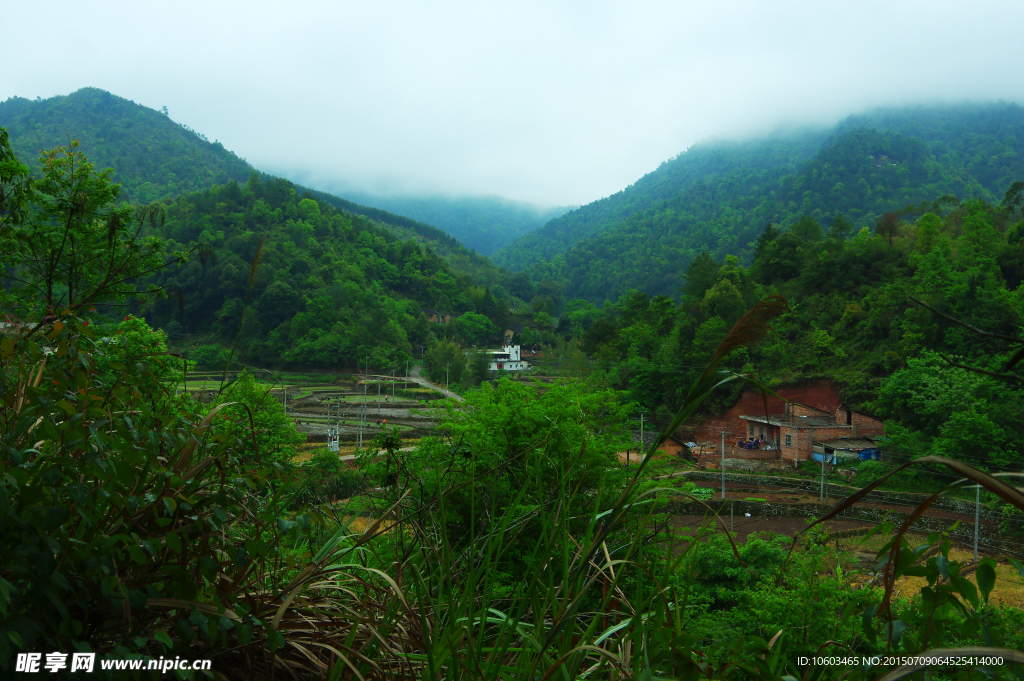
[409,364,464,402]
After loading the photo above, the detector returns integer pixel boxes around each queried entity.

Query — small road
[409,364,464,402]
[338,445,416,462]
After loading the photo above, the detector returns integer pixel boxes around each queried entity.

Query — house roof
[813,437,878,451]
[740,414,851,428]
[787,401,832,415]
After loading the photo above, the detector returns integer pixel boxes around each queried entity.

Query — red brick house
[739,401,884,462]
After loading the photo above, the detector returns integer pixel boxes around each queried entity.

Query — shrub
[189,343,231,369]
[0,315,310,673]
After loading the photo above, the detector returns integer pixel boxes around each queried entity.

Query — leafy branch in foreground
[909,295,1024,383]
[0,134,203,320]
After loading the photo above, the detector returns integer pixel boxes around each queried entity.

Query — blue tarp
[858,449,881,460]
[812,452,838,464]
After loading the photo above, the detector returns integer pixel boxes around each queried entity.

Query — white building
[488,344,530,372]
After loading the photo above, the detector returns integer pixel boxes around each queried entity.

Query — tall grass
[6,295,1024,679]
[235,297,796,679]
[260,294,1024,679]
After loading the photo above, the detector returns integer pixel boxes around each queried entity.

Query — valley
[3,90,1024,679]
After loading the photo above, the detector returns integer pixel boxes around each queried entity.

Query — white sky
[4,0,1024,206]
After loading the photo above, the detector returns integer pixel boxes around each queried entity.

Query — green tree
[700,279,745,326]
[752,224,779,262]
[366,378,631,545]
[791,214,823,242]
[425,338,467,386]
[0,127,32,232]
[259,280,302,330]
[875,211,900,247]
[0,140,178,317]
[681,251,719,299]
[915,212,942,254]
[297,197,321,221]
[216,370,305,464]
[827,214,854,240]
[932,406,1007,467]
[465,350,491,386]
[94,315,183,395]
[452,311,498,346]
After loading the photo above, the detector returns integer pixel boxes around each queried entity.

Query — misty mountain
[327,192,572,256]
[0,87,253,203]
[491,128,830,272]
[494,102,1024,302]
[0,87,512,286]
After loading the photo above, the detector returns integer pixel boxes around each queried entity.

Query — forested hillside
[492,128,828,271]
[332,191,572,256]
[0,88,518,285]
[146,174,514,369]
[281,182,513,288]
[543,193,1024,466]
[7,97,1024,680]
[496,103,1024,303]
[0,88,252,203]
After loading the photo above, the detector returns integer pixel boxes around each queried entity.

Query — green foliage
[0,89,523,295]
[0,314,309,671]
[0,126,32,231]
[425,338,467,385]
[189,343,232,369]
[450,310,498,346]
[291,450,361,506]
[676,532,873,660]
[215,370,306,464]
[145,172,514,369]
[337,191,572,255]
[0,88,251,204]
[563,188,1024,428]
[363,378,632,546]
[875,351,1021,466]
[497,103,1024,303]
[92,315,184,396]
[0,139,172,316]
[7,93,1024,680]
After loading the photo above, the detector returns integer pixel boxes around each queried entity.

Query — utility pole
[361,383,367,450]
[721,430,726,500]
[405,360,409,390]
[640,413,644,453]
[974,485,980,561]
[392,370,395,401]
[820,453,826,503]
[445,362,450,398]
[377,380,381,417]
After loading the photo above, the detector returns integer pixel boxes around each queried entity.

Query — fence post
[721,430,726,500]
[974,485,980,561]
[820,454,825,503]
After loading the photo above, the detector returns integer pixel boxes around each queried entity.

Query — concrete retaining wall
[678,471,1006,524]
[668,499,1008,550]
